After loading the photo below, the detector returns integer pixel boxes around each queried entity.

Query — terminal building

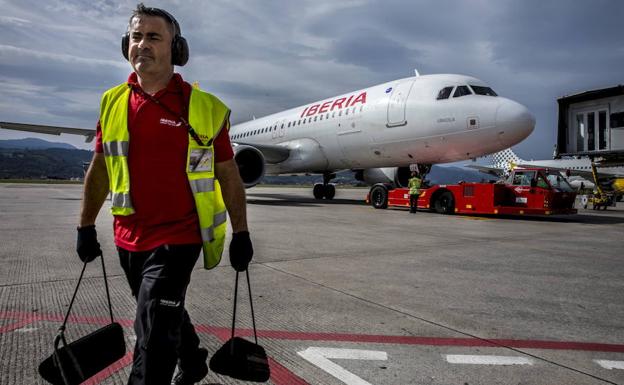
[556,85,624,164]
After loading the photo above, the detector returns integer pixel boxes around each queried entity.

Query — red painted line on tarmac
[3,311,624,353]
[0,315,40,333]
[268,357,310,385]
[0,311,133,328]
[81,351,133,385]
[195,324,231,341]
[250,329,624,353]
[4,310,624,385]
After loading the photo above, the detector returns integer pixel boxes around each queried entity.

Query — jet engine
[355,167,411,188]
[233,145,265,188]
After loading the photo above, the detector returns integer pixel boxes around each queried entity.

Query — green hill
[0,147,92,179]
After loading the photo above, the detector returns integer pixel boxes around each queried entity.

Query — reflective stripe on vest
[103,141,129,156]
[189,177,215,194]
[199,210,228,242]
[111,192,133,208]
[99,81,230,269]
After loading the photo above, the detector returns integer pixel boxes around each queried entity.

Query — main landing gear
[313,172,336,200]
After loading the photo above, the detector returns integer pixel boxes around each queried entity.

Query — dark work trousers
[409,193,419,213]
[118,244,203,385]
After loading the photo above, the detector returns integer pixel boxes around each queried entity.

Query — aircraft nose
[495,99,535,147]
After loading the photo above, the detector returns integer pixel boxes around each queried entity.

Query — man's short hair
[128,3,179,37]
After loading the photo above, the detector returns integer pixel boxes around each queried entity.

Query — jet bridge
[555,84,624,166]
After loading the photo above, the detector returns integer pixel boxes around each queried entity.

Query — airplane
[468,147,624,199]
[1,73,535,199]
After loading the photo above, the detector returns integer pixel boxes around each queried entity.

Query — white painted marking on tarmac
[595,360,624,370]
[446,355,533,366]
[14,327,38,333]
[298,347,387,385]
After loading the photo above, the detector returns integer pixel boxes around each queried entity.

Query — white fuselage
[229,74,535,175]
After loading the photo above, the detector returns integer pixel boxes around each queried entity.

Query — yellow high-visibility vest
[99,82,230,269]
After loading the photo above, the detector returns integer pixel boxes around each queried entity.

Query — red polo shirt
[95,73,234,251]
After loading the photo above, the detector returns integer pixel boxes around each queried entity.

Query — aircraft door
[387,80,415,127]
[271,122,278,139]
[337,105,367,167]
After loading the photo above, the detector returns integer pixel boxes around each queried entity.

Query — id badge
[188,148,213,173]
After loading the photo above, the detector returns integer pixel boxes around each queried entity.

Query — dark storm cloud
[1,0,622,157]
[327,28,423,75]
[488,0,624,76]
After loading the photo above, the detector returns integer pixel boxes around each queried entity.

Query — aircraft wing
[465,164,504,177]
[233,141,290,163]
[512,161,601,179]
[0,121,96,143]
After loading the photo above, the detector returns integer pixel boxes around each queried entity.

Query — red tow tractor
[367,167,578,216]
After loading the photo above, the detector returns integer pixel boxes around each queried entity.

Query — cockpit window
[469,85,498,96]
[436,86,453,100]
[453,85,472,98]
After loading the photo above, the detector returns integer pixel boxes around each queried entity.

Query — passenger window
[314,116,317,122]
[320,115,323,120]
[339,110,342,116]
[437,86,453,100]
[453,86,472,98]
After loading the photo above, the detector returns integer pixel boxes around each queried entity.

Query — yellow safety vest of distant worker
[408,173,422,214]
[409,175,422,195]
[99,82,229,269]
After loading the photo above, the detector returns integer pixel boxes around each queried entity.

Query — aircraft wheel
[370,185,388,209]
[325,184,336,200]
[313,183,325,199]
[435,191,455,214]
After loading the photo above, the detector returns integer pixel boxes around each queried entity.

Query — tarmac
[1,183,623,385]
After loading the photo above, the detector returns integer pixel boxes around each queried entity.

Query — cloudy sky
[0,0,622,160]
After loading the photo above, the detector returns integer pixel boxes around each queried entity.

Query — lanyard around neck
[129,84,208,147]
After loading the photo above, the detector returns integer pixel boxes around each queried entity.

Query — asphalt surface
[0,183,623,385]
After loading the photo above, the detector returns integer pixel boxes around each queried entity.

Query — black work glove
[76,225,102,263]
[229,231,253,271]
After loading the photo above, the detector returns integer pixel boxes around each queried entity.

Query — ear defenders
[121,7,189,66]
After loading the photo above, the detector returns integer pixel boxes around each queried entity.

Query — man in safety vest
[408,171,422,213]
[75,4,251,385]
